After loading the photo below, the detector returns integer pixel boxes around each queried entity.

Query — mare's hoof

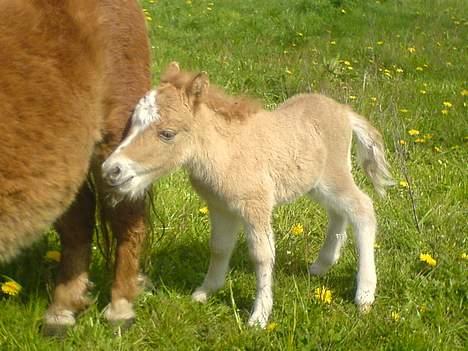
[42,309,75,338]
[110,317,136,337]
[103,299,136,333]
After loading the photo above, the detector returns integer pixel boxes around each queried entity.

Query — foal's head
[102,62,208,201]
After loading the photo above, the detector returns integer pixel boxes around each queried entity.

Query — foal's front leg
[192,207,240,303]
[243,212,276,328]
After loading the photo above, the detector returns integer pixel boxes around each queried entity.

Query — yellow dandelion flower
[391,311,401,321]
[433,146,442,152]
[291,223,304,236]
[396,68,404,73]
[266,322,278,332]
[408,129,420,136]
[296,32,304,37]
[461,89,468,96]
[420,253,437,267]
[441,109,449,115]
[314,286,332,304]
[370,97,377,102]
[377,40,384,45]
[349,95,357,100]
[45,250,61,262]
[417,304,427,313]
[407,47,416,53]
[1,280,22,296]
[419,90,427,94]
[399,108,409,113]
[442,101,453,108]
[330,40,336,45]
[199,206,209,215]
[460,253,468,260]
[399,180,409,188]
[343,60,351,66]
[414,138,426,143]
[416,67,423,71]
[341,9,346,14]
[347,66,354,70]
[399,139,406,145]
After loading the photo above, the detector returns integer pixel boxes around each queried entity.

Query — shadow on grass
[144,237,358,311]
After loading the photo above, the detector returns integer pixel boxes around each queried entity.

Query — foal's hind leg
[192,207,240,303]
[314,179,377,311]
[309,209,348,276]
[102,199,146,327]
[43,184,95,336]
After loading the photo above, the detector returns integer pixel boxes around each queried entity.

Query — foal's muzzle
[102,160,133,187]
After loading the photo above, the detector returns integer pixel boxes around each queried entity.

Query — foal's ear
[189,72,209,98]
[165,61,180,74]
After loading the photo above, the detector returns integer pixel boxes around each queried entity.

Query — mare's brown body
[0,0,150,332]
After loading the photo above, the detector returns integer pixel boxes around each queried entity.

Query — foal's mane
[161,69,262,121]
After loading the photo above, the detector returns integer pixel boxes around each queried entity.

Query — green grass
[1,0,467,349]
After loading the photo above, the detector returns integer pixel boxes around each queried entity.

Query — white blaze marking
[115,90,160,152]
[132,89,159,129]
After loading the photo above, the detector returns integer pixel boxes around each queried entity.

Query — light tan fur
[0,0,150,335]
[103,63,394,327]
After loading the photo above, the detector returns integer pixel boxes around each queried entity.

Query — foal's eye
[159,129,177,142]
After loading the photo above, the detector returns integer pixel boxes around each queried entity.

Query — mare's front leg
[43,184,95,336]
[243,205,276,328]
[103,198,147,327]
[192,207,240,303]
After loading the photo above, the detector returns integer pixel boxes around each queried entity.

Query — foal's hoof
[308,262,330,276]
[357,303,372,314]
[42,309,75,337]
[247,314,268,329]
[191,289,209,303]
[355,289,375,314]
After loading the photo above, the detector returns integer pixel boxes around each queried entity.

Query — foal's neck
[184,104,236,187]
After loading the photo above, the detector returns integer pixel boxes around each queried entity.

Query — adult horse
[0,0,150,334]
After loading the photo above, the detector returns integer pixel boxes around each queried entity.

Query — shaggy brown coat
[0,0,151,334]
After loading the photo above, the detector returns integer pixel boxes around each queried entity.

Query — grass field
[1,0,467,350]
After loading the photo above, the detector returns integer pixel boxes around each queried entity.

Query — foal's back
[233,93,354,203]
[0,1,105,261]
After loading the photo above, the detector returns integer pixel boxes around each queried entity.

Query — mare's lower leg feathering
[102,63,393,327]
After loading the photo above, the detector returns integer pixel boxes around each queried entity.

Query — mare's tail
[349,112,394,196]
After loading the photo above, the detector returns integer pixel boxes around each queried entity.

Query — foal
[102,63,394,327]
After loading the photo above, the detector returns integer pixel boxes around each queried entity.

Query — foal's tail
[349,112,394,196]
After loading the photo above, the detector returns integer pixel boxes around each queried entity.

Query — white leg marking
[43,309,76,327]
[103,298,135,323]
[245,222,275,328]
[192,208,240,303]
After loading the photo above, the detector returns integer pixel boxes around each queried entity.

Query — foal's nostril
[109,165,122,179]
